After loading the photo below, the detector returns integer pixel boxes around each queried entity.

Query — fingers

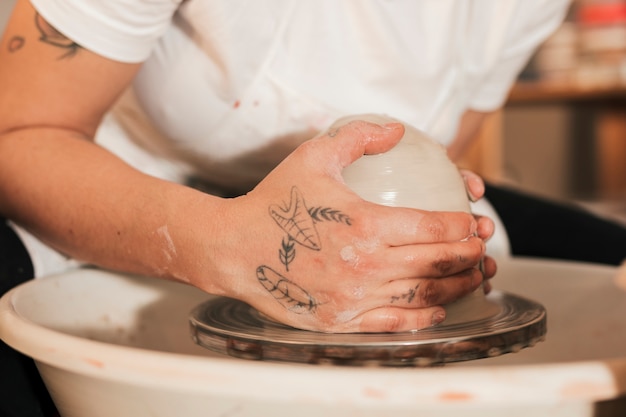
[474,214,495,241]
[376,236,486,279]
[332,264,487,332]
[459,169,485,202]
[481,255,497,294]
[379,268,483,307]
[360,204,477,247]
[347,262,490,332]
[357,306,446,332]
[359,204,494,273]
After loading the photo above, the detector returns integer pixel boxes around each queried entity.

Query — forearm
[0,127,228,292]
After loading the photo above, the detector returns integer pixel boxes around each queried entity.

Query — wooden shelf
[503,80,626,200]
[508,81,626,103]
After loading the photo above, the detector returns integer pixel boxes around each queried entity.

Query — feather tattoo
[308,206,352,225]
[257,265,317,313]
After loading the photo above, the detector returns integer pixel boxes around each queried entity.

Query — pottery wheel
[189,290,546,366]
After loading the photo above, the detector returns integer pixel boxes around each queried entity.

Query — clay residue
[438,391,474,402]
[560,381,614,399]
[363,386,387,399]
[335,309,360,324]
[352,286,365,300]
[156,225,177,263]
[353,238,380,253]
[83,357,105,368]
[340,245,359,265]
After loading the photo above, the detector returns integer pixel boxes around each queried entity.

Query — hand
[459,168,497,294]
[212,120,492,333]
[460,169,485,203]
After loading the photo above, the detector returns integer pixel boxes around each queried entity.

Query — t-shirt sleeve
[30,0,182,63]
[468,0,571,111]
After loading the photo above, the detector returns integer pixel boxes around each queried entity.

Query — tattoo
[8,36,25,52]
[269,186,321,251]
[258,186,353,312]
[308,206,352,225]
[257,266,317,313]
[269,186,352,269]
[279,237,296,271]
[35,13,80,58]
[391,284,420,304]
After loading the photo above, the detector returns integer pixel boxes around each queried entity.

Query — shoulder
[30,0,184,62]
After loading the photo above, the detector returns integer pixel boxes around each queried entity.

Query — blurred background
[0,1,11,26]
[459,0,626,225]
[1,0,625,224]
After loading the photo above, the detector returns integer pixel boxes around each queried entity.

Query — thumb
[317,117,405,170]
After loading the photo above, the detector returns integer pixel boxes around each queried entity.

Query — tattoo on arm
[258,186,352,313]
[35,13,80,58]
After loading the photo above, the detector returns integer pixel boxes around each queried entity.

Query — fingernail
[464,176,479,203]
[431,310,446,326]
[382,122,402,130]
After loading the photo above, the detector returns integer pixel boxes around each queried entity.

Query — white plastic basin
[1,257,625,417]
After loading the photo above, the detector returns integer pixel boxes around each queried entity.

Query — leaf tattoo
[308,207,352,225]
[257,265,317,313]
[269,186,321,251]
[279,237,296,271]
[268,186,354,270]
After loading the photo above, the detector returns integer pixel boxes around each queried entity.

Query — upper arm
[0,0,142,138]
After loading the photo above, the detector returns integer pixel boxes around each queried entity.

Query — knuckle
[432,255,455,275]
[418,214,446,241]
[418,281,439,306]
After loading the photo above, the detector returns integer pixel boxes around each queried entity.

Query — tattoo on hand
[257,265,317,313]
[258,186,352,312]
[308,206,352,225]
[269,186,352,269]
[390,283,420,304]
[279,237,296,271]
[35,13,80,58]
[269,186,321,251]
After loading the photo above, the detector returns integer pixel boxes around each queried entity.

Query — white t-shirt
[22,0,569,276]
